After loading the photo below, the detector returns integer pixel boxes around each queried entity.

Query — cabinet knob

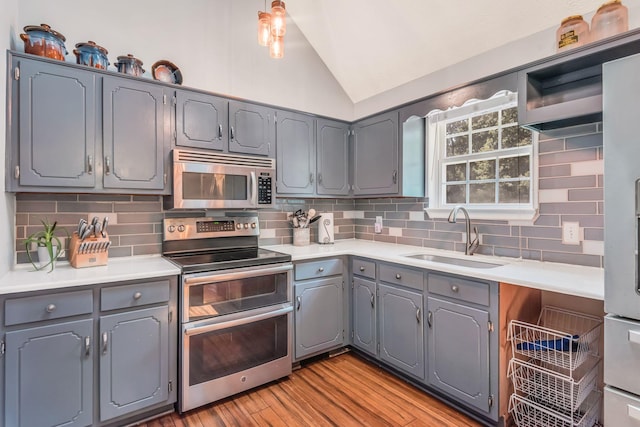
[451,285,459,293]
[46,304,56,313]
[318,267,324,272]
[359,266,365,272]
[133,292,142,300]
[395,273,401,280]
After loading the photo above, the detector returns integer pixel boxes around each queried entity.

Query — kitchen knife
[80,225,93,241]
[77,219,87,235]
[101,217,108,237]
[94,222,102,238]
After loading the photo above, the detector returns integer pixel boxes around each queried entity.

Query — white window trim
[424,91,539,221]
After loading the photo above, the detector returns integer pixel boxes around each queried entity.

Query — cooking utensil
[308,209,316,218]
[93,222,102,238]
[73,40,109,69]
[20,23,67,61]
[80,225,93,241]
[77,219,87,235]
[308,215,321,225]
[101,217,108,237]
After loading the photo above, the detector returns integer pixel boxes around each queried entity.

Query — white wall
[14,0,354,120]
[0,0,18,274]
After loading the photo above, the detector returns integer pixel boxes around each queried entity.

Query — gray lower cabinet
[102,76,170,191]
[378,283,424,379]
[293,259,345,360]
[99,306,169,421]
[5,319,94,427]
[351,276,377,355]
[276,110,315,195]
[175,89,227,151]
[228,100,275,157]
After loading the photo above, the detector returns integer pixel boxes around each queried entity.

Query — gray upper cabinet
[294,276,344,360]
[175,90,227,151]
[228,100,275,157]
[276,110,315,195]
[102,76,169,191]
[378,283,424,379]
[12,56,96,189]
[5,319,94,427]
[352,111,399,196]
[99,306,169,421]
[316,118,350,196]
[427,296,490,413]
[351,276,377,356]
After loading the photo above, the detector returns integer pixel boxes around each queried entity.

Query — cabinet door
[294,276,344,360]
[99,306,169,421]
[316,118,350,196]
[228,100,275,156]
[102,76,168,191]
[17,58,96,188]
[352,276,377,355]
[276,110,315,195]
[378,283,424,379]
[427,296,490,413]
[352,111,399,195]
[5,319,93,427]
[175,90,228,151]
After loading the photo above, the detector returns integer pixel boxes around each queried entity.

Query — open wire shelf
[508,306,602,372]
[509,391,601,427]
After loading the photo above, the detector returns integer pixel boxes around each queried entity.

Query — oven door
[180,304,293,412]
[182,263,292,323]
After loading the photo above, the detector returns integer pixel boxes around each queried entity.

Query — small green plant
[25,219,66,272]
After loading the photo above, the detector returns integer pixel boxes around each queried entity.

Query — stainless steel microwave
[164,149,275,210]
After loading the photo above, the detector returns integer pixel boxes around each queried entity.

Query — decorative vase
[37,245,58,270]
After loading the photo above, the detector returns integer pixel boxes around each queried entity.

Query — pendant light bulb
[270,35,284,59]
[270,0,286,37]
[257,11,271,46]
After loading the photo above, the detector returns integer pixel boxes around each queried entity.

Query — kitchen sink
[404,254,504,269]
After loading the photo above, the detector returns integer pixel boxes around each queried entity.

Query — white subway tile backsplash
[343,210,365,219]
[409,211,425,221]
[389,227,403,237]
[582,240,604,256]
[539,189,568,203]
[571,159,604,176]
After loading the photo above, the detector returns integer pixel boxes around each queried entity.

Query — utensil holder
[68,231,111,268]
[293,228,310,246]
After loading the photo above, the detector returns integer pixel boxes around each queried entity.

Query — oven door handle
[183,263,292,286]
[184,305,293,336]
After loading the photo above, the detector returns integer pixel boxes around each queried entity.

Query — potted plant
[25,219,66,272]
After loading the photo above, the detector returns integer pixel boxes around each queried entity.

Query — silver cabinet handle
[427,311,433,328]
[416,307,421,323]
[392,170,397,184]
[370,293,375,308]
[218,124,223,139]
[296,296,301,311]
[230,126,235,141]
[359,266,365,272]
[105,156,111,175]
[451,285,459,293]
[395,273,401,280]
[46,304,56,313]
[318,267,324,272]
[133,292,142,300]
[102,332,108,354]
[309,173,314,184]
[85,336,91,356]
[87,155,93,174]
[318,173,323,184]
[14,165,20,179]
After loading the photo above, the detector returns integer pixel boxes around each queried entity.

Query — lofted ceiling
[287,0,610,103]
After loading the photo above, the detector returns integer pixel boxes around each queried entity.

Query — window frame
[424,91,539,221]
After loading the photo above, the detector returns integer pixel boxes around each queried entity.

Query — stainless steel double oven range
[162,215,292,413]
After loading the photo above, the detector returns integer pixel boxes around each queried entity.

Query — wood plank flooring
[142,352,483,427]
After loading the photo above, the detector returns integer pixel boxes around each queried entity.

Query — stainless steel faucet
[447,205,479,255]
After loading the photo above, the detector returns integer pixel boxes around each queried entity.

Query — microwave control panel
[257,173,273,205]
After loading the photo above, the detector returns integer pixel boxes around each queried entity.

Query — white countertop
[0,255,181,295]
[264,239,604,300]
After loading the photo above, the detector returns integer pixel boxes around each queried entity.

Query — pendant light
[270,0,286,37]
[257,11,271,46]
[270,35,284,59]
[257,0,286,59]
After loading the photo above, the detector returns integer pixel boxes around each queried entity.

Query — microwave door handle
[250,171,257,205]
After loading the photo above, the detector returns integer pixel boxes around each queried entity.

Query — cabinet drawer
[351,258,376,280]
[605,386,640,427]
[295,258,343,281]
[101,279,170,311]
[5,290,93,326]
[379,263,424,291]
[427,273,489,306]
[605,315,640,396]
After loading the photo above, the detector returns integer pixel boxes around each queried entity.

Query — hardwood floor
[142,352,483,427]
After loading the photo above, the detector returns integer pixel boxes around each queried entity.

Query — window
[425,91,538,220]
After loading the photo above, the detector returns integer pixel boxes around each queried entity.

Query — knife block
[69,231,111,269]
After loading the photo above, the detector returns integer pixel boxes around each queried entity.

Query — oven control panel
[163,216,259,240]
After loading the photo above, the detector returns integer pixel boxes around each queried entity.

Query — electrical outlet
[562,221,581,245]
[375,216,383,234]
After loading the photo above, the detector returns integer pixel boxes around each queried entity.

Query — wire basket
[508,306,602,372]
[508,356,600,413]
[509,391,601,427]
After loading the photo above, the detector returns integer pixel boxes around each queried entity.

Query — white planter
[37,245,58,269]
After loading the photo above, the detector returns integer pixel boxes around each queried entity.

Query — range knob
[167,225,176,233]
[243,223,249,229]
[236,223,242,230]
[177,225,186,232]
[251,222,257,229]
